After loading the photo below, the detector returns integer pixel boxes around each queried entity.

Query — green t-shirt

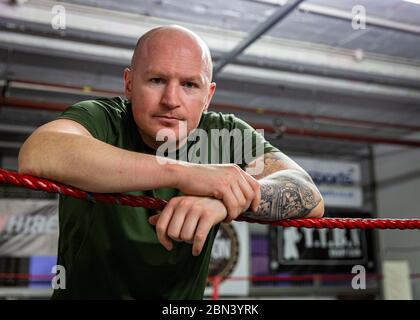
[52,97,279,299]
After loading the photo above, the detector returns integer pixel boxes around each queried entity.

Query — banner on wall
[0,199,59,256]
[204,221,249,297]
[294,156,363,208]
[269,213,376,275]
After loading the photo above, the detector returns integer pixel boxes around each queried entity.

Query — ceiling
[0,0,420,165]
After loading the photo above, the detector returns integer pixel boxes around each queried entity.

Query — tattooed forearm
[242,174,321,221]
[243,152,324,221]
[251,152,288,180]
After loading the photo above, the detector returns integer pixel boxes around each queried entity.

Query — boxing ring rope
[1,168,420,230]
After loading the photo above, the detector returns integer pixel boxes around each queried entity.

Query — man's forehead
[142,37,200,60]
[132,26,213,81]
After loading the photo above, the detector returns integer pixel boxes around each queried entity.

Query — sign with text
[294,157,363,208]
[0,199,59,256]
[269,213,376,275]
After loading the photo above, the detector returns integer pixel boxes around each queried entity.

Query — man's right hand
[172,162,261,221]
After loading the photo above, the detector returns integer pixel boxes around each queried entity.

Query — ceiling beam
[213,0,305,76]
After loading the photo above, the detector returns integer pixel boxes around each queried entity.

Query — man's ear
[204,82,216,112]
[203,101,209,112]
[124,67,132,100]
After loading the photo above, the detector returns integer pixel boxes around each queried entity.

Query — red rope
[0,168,167,210]
[1,168,420,230]
[236,216,420,229]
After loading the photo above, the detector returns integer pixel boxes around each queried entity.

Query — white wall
[374,134,420,299]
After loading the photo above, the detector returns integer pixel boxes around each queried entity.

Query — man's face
[124,32,216,149]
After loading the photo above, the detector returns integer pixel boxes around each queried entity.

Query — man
[18,25,324,299]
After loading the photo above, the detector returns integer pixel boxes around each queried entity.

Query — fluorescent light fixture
[404,0,420,5]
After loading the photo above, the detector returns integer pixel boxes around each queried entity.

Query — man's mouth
[157,115,181,120]
[154,115,183,125]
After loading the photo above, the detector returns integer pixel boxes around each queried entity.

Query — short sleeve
[57,100,111,142]
[231,115,280,157]
[196,112,280,168]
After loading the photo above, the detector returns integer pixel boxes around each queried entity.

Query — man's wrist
[164,161,180,189]
[163,160,190,189]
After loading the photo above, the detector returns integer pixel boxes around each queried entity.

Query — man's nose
[161,82,181,109]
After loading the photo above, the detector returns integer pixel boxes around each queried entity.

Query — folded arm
[18,119,260,218]
[242,152,324,221]
[150,152,324,256]
[18,119,180,193]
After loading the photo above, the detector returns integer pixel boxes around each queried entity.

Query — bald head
[131,25,213,82]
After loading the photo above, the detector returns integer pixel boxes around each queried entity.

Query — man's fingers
[148,213,160,226]
[250,183,261,212]
[225,183,245,222]
[180,210,200,243]
[237,177,255,210]
[167,204,189,242]
[156,201,177,251]
[242,169,259,188]
[231,182,246,209]
[192,218,213,256]
[244,174,261,212]
[222,190,238,220]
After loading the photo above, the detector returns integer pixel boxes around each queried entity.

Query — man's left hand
[148,196,227,256]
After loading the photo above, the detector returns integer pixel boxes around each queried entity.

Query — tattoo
[243,151,322,221]
[242,175,320,221]
[251,152,287,180]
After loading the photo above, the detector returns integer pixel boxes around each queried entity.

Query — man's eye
[150,78,164,84]
[183,82,197,89]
